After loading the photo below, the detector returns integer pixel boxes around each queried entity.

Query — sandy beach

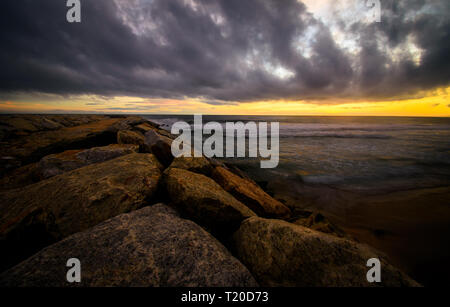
[266,179,450,286]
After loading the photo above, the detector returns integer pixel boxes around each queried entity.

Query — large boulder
[37,150,85,179]
[0,153,162,272]
[117,130,145,146]
[164,168,256,234]
[0,145,139,190]
[212,166,291,219]
[233,217,420,287]
[76,144,139,164]
[36,144,139,179]
[0,116,131,174]
[168,157,214,176]
[142,130,174,167]
[133,122,158,134]
[0,204,258,287]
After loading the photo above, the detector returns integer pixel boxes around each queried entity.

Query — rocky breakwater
[233,217,420,287]
[0,153,162,272]
[0,115,133,175]
[0,204,257,287]
[0,115,419,287]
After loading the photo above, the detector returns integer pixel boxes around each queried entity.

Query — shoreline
[262,177,450,286]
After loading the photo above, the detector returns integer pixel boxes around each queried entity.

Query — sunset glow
[1,86,449,116]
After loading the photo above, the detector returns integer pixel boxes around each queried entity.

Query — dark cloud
[200,99,239,106]
[0,0,449,104]
[352,0,450,99]
[104,106,158,111]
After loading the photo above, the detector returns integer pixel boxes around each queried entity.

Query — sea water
[145,115,450,195]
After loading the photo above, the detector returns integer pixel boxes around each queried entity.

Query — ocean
[144,115,450,285]
[145,115,450,193]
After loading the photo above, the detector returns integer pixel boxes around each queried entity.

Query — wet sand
[342,186,450,286]
[269,180,450,286]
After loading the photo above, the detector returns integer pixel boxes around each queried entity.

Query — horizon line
[0,112,449,119]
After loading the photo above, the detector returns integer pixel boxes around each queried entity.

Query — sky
[0,0,449,116]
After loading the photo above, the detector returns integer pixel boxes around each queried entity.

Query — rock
[292,211,347,238]
[1,117,39,133]
[0,163,40,192]
[233,217,420,287]
[142,129,174,167]
[223,163,256,183]
[117,130,145,146]
[168,156,214,176]
[164,168,256,235]
[133,122,156,134]
[156,128,176,140]
[212,166,291,219]
[0,204,258,287]
[132,122,175,139]
[0,153,162,272]
[37,150,86,179]
[36,144,139,179]
[0,117,129,174]
[0,115,108,140]
[107,116,147,132]
[76,144,139,164]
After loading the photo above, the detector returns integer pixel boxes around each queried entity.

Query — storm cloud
[0,0,449,104]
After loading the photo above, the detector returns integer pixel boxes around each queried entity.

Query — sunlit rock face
[0,204,258,287]
[212,166,291,219]
[233,216,420,287]
[0,153,162,272]
[37,144,139,179]
[164,167,256,235]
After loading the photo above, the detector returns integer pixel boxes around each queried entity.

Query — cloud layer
[0,0,449,104]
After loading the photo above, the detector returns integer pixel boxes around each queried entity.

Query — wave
[279,133,392,139]
[144,117,183,130]
[279,123,450,133]
[145,117,450,138]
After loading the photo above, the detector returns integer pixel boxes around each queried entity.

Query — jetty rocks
[233,217,420,287]
[0,115,419,287]
[0,204,257,287]
[0,153,162,272]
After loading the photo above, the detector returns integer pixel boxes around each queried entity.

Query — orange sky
[1,86,449,117]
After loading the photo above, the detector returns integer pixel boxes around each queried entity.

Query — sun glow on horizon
[0,86,449,117]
